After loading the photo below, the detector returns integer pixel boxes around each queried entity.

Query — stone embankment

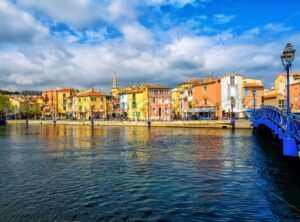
[7,120,252,129]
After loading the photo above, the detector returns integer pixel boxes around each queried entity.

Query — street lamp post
[281,43,298,156]
[252,88,257,109]
[230,96,235,127]
[91,105,94,128]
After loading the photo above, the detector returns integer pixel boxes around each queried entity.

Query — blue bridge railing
[249,105,300,142]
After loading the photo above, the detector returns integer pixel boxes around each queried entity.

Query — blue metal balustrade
[248,105,300,157]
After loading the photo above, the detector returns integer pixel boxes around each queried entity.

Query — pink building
[146,85,171,121]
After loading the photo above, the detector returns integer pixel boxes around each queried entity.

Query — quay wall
[7,120,252,129]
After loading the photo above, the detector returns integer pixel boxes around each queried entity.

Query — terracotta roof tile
[77,88,106,97]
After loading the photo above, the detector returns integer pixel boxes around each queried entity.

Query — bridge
[249,105,300,157]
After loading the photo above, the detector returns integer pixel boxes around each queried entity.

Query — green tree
[0,94,11,118]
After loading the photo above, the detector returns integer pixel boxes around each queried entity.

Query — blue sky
[1,0,300,92]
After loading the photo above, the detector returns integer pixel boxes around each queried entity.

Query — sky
[1,0,300,93]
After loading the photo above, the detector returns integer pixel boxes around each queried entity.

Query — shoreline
[6,120,252,129]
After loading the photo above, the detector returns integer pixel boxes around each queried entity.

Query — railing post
[283,63,298,156]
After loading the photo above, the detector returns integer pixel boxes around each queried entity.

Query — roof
[178,78,201,86]
[196,79,220,86]
[76,88,106,97]
[57,88,74,93]
[279,72,300,77]
[119,83,170,94]
[142,83,170,89]
[264,93,285,99]
[243,83,264,88]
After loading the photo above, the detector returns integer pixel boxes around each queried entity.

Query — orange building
[193,77,222,119]
[290,82,300,112]
[42,90,58,119]
[242,79,264,109]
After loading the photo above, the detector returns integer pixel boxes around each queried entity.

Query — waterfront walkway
[7,119,252,129]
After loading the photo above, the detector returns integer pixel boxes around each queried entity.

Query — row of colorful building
[4,72,300,121]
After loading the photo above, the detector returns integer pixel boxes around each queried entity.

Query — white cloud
[213,14,236,25]
[16,0,103,27]
[121,23,154,48]
[147,0,196,7]
[106,0,138,22]
[0,1,298,92]
[264,23,292,34]
[0,1,47,43]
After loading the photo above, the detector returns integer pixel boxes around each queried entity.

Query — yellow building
[9,96,43,119]
[171,88,181,119]
[9,97,26,118]
[177,78,201,118]
[119,85,149,121]
[74,88,107,120]
[57,88,76,118]
[274,73,300,96]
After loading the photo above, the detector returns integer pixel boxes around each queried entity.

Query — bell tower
[111,73,119,97]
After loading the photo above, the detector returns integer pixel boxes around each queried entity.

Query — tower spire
[112,73,118,89]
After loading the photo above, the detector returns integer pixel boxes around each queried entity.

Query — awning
[186,107,216,113]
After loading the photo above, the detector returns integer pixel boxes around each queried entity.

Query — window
[154,90,158,95]
[152,97,156,103]
[230,76,235,85]
[63,106,66,111]
[230,87,236,97]
[79,106,82,111]
[203,86,207,93]
[165,107,168,112]
[91,97,96,102]
[279,99,286,109]
[188,90,193,96]
[204,99,207,105]
[84,98,86,102]
[78,98,81,102]
[91,105,95,110]
[152,107,156,114]
[63,93,66,98]
[160,90,163,94]
[100,97,104,102]
[245,88,249,96]
[100,105,104,109]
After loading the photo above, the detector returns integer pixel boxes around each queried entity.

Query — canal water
[0,125,300,221]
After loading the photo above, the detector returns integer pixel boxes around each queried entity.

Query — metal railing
[249,105,300,141]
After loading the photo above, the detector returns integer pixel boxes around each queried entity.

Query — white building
[220,74,244,118]
[119,94,128,116]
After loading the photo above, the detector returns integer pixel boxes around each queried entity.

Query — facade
[193,76,222,119]
[9,96,43,119]
[171,88,180,119]
[177,79,201,118]
[42,90,58,119]
[119,93,128,118]
[290,82,300,112]
[57,88,76,118]
[73,88,107,120]
[220,74,243,119]
[9,97,27,119]
[264,93,286,109]
[146,85,171,121]
[119,84,172,121]
[110,74,120,117]
[126,87,146,121]
[242,79,264,109]
[264,73,300,112]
